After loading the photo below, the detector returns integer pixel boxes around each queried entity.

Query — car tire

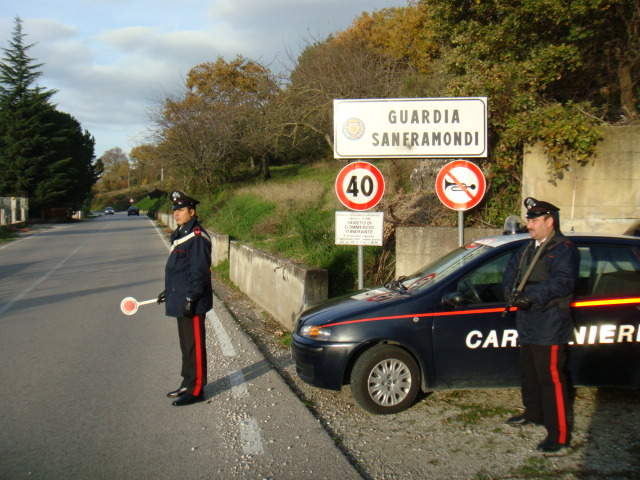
[350,344,420,414]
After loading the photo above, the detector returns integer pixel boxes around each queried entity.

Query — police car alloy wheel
[350,344,420,414]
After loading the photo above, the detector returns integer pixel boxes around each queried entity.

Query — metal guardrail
[0,197,28,225]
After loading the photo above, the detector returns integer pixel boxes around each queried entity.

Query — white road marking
[228,369,249,398]
[240,417,265,455]
[209,311,237,356]
[147,216,170,251]
[208,309,265,456]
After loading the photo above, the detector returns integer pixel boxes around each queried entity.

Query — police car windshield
[399,243,492,292]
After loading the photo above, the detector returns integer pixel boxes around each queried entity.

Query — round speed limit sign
[335,161,385,211]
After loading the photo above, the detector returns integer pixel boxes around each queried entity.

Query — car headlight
[299,325,332,341]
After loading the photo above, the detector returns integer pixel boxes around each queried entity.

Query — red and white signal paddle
[120,296,157,315]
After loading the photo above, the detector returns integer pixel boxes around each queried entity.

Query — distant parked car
[127,206,139,216]
[104,207,114,215]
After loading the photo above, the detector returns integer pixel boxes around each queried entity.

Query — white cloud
[211,0,355,18]
[0,0,409,156]
[101,27,233,65]
[25,18,78,42]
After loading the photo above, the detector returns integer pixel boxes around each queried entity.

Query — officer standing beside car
[158,191,212,407]
[502,197,580,452]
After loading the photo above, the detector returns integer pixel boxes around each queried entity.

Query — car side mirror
[442,292,468,307]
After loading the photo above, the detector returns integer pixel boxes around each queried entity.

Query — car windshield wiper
[384,276,407,294]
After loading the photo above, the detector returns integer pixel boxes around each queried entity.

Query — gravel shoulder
[216,272,640,480]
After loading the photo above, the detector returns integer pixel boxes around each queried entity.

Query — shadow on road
[204,359,273,399]
[578,386,640,478]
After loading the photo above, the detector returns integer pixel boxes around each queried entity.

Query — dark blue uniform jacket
[502,233,579,345]
[164,216,213,317]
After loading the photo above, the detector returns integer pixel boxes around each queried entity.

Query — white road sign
[335,211,384,246]
[334,97,488,159]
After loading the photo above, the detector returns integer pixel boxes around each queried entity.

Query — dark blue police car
[291,232,640,414]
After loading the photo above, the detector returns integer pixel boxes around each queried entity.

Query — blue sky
[0,0,409,158]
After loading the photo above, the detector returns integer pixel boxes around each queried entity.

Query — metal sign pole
[334,162,385,292]
[458,211,464,247]
[358,245,364,289]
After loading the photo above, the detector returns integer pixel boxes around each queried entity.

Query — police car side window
[458,252,512,304]
[578,245,640,297]
[574,247,592,296]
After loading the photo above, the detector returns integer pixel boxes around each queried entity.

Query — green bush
[208,193,276,241]
[273,207,359,296]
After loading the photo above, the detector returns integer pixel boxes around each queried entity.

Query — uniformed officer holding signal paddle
[158,191,212,406]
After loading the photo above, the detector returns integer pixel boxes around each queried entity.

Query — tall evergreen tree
[37,109,99,212]
[0,17,98,217]
[0,16,57,215]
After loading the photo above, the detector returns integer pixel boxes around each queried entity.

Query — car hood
[298,287,417,327]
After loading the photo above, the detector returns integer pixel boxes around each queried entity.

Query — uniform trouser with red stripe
[519,343,571,444]
[176,314,207,396]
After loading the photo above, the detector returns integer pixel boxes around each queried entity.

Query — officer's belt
[170,230,211,252]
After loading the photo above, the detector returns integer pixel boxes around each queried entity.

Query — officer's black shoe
[167,387,188,398]
[506,414,536,426]
[171,393,205,407]
[536,438,568,452]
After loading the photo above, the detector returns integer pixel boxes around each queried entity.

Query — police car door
[568,241,640,387]
[431,249,521,389]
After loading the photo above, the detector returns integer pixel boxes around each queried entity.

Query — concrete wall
[0,196,28,225]
[396,226,500,277]
[210,232,230,266]
[229,241,328,330]
[523,125,640,234]
[157,211,177,231]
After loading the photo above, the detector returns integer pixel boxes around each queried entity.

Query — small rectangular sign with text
[335,211,384,246]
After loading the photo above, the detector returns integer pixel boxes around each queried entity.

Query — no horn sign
[436,160,486,211]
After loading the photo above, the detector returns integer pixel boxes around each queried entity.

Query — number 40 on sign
[335,161,385,211]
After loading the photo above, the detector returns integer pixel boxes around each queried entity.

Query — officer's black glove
[157,290,166,304]
[182,298,195,317]
[503,288,512,302]
[513,293,532,310]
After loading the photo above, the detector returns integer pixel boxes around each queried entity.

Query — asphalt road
[0,214,361,480]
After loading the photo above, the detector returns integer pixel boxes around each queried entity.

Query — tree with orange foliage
[130,143,164,186]
[335,2,438,76]
[150,55,281,189]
